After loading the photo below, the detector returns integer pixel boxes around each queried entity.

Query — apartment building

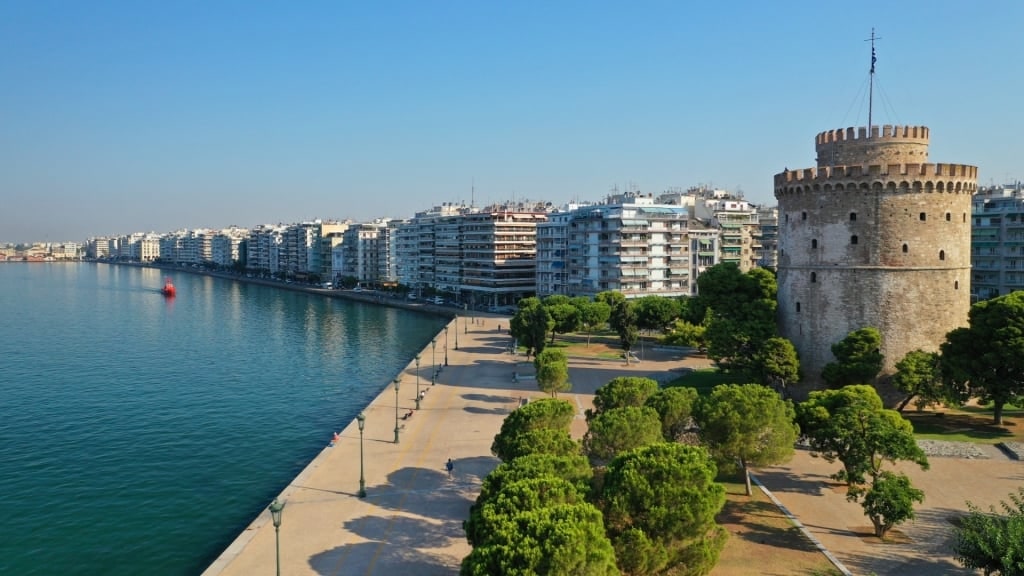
[971,183,1024,300]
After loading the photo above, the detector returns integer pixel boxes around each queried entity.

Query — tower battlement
[816,125,930,167]
[775,162,978,187]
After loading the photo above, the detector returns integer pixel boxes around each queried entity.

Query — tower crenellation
[775,124,976,396]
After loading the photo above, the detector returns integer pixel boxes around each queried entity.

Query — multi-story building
[246,225,286,274]
[336,220,391,285]
[460,207,547,308]
[756,206,779,270]
[971,183,1024,300]
[211,226,249,268]
[536,211,573,297]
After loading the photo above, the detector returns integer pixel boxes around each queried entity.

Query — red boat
[161,277,176,297]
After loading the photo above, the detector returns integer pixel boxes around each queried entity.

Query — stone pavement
[202,318,711,576]
[754,444,1024,575]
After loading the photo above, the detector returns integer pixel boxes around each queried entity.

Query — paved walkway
[202,319,711,576]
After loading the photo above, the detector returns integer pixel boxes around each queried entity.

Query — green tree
[694,264,778,373]
[796,385,928,488]
[575,298,612,346]
[694,384,799,496]
[583,406,664,465]
[662,318,708,349]
[645,386,699,442]
[465,475,585,546]
[941,291,1024,425]
[751,337,801,396]
[586,376,660,422]
[599,443,727,576]
[860,471,925,538]
[510,297,553,358]
[460,502,620,576]
[543,295,581,344]
[534,348,571,398]
[892,350,945,412]
[501,427,581,461]
[821,327,884,388]
[634,295,682,333]
[610,299,639,363]
[477,453,594,505]
[491,398,575,462]
[953,488,1024,575]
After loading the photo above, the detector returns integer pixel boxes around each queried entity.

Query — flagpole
[866,28,880,132]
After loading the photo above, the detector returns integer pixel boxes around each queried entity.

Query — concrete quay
[201,319,708,576]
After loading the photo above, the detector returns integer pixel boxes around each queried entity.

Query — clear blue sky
[2,1,1021,243]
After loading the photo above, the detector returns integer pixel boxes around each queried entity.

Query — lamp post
[454,315,459,350]
[444,326,449,366]
[415,354,421,410]
[356,413,366,498]
[393,377,401,443]
[269,498,285,576]
[431,337,437,386]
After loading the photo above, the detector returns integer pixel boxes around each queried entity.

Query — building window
[850,212,857,221]
[796,302,801,313]
[851,235,858,245]
[955,280,960,290]
[902,243,909,253]
[802,212,807,221]
[785,214,790,223]
[946,212,952,221]
[963,213,967,223]
[939,250,946,261]
[811,239,818,249]
[920,212,927,221]
[811,272,817,283]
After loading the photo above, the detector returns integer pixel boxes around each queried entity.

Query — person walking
[446,458,454,477]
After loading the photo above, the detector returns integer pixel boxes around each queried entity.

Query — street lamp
[444,326,449,366]
[269,498,285,576]
[455,315,459,350]
[356,413,366,498]
[431,337,437,386]
[415,354,421,410]
[393,377,401,444]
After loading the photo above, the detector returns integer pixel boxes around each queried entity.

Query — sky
[2,1,1022,243]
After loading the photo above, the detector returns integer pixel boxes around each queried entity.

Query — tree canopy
[860,471,924,538]
[821,327,884,388]
[491,398,575,462]
[476,453,594,506]
[599,443,727,576]
[694,263,778,374]
[954,488,1024,575]
[534,348,571,397]
[634,295,682,333]
[892,349,945,412]
[543,295,582,344]
[575,298,612,346]
[465,475,585,547]
[510,297,553,357]
[583,406,664,465]
[645,386,699,442]
[941,291,1024,424]
[586,376,660,422]
[751,337,801,396]
[694,384,799,495]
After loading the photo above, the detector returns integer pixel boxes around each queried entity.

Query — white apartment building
[211,226,249,268]
[246,225,286,274]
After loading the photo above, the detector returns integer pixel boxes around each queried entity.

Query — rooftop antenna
[471,178,475,209]
[865,28,881,132]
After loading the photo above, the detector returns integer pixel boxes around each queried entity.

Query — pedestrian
[330,432,340,447]
[446,458,454,476]
[420,390,426,401]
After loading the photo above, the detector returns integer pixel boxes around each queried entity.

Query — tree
[465,476,585,546]
[534,348,571,397]
[751,337,801,397]
[599,443,727,576]
[634,295,682,333]
[954,488,1024,575]
[694,264,778,373]
[645,386,699,442]
[501,427,581,461]
[860,471,924,538]
[797,385,928,489]
[821,327,884,388]
[543,295,581,344]
[892,350,945,412]
[586,376,660,422]
[510,297,553,358]
[610,299,639,363]
[491,398,575,462]
[583,406,663,465]
[694,384,799,496]
[662,318,708,350]
[941,291,1024,425]
[575,298,612,346]
[476,453,594,506]
[460,502,620,576]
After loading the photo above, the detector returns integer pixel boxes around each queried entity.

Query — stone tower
[774,125,977,390]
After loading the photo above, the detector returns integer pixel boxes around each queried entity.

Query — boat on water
[161,277,176,297]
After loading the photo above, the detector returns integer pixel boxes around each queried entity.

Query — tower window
[802,212,807,221]
[946,212,952,221]
[850,212,857,221]
[811,239,818,249]
[964,213,967,223]
[811,272,817,283]
[955,280,960,290]
[939,250,946,261]
[796,302,801,313]
[785,214,789,223]
[902,243,909,253]
[851,235,859,245]
[920,212,927,221]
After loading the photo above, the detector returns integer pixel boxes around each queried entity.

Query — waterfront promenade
[202,318,707,576]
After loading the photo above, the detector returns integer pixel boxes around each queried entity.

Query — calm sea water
[0,263,446,575]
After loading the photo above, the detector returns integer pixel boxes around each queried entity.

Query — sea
[0,262,447,575]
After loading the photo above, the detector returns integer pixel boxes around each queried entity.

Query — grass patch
[713,474,840,576]
[665,368,747,395]
[907,409,1023,443]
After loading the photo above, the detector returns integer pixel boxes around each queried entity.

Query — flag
[871,47,877,73]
